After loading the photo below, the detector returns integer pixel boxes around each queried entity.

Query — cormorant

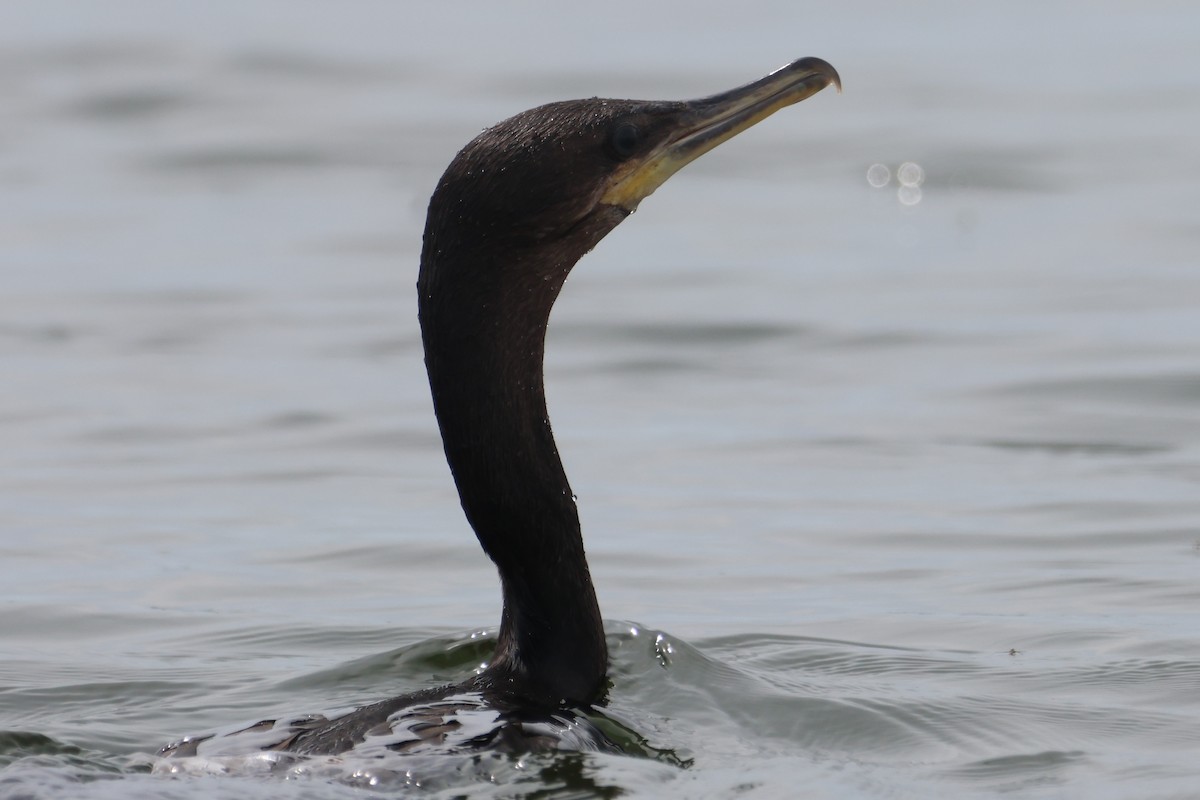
[160,56,839,760]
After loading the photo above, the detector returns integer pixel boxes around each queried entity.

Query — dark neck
[417,219,621,705]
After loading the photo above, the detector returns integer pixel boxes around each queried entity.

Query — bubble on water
[897,161,925,187]
[866,163,891,187]
[898,184,923,206]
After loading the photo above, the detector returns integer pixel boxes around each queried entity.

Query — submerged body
[160,57,839,760]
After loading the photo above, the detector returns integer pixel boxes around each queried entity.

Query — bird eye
[609,123,640,159]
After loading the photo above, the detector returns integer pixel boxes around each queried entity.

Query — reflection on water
[3,1,1200,798]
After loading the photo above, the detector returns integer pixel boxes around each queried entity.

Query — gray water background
[3,1,1200,797]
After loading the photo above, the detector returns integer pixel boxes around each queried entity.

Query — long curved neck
[417,219,619,706]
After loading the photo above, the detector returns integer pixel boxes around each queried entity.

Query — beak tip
[789,56,842,94]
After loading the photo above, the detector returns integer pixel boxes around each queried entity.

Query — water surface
[3,1,1200,797]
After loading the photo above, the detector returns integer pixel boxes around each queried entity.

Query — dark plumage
[160,57,839,760]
